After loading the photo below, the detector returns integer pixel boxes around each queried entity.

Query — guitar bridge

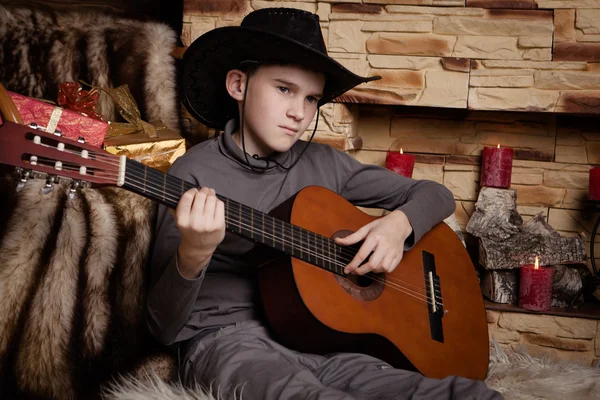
[423,251,444,343]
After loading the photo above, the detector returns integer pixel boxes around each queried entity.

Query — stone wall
[487,310,600,367]
[182,0,600,114]
[183,0,600,364]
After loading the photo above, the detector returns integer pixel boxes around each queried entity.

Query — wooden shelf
[485,300,600,320]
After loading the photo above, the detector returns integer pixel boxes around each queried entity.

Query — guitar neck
[122,159,352,276]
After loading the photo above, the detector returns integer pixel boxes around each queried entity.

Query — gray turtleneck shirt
[146,119,455,346]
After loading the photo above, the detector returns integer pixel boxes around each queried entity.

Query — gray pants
[181,320,503,400]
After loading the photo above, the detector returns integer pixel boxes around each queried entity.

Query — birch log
[466,187,522,241]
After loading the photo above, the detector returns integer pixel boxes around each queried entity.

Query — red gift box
[7,91,108,148]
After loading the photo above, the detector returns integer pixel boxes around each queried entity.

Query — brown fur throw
[0,5,179,129]
[0,170,174,399]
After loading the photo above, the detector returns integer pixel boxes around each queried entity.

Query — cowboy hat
[180,7,380,130]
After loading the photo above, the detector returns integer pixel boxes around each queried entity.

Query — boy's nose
[287,100,304,121]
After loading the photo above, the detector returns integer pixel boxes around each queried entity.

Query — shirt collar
[219,119,292,171]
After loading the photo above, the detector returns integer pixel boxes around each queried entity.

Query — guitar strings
[120,161,439,287]
[39,155,440,301]
[56,149,434,284]
[36,149,442,304]
[122,161,438,303]
[38,163,443,307]
[118,171,443,306]
[31,142,429,286]
[117,160,441,295]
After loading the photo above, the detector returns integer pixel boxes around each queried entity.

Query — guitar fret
[327,238,331,272]
[319,235,323,268]
[318,233,323,268]
[323,237,328,270]
[332,241,337,273]
[337,244,342,275]
[334,242,339,274]
[306,231,312,264]
[311,232,316,266]
[298,226,302,260]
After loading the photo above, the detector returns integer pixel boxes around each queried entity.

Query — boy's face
[238,64,325,157]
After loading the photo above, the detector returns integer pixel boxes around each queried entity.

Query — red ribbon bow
[57,82,104,121]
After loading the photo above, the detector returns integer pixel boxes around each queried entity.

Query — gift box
[8,91,108,147]
[102,85,186,172]
[104,124,186,172]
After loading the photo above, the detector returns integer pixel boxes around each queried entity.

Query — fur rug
[0,172,172,399]
[486,344,600,400]
[0,5,179,129]
[100,345,600,400]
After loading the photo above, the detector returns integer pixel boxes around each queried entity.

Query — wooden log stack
[467,187,588,307]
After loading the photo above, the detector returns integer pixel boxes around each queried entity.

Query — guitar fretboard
[122,159,355,275]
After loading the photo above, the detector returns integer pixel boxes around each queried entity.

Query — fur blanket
[0,171,173,399]
[0,5,179,129]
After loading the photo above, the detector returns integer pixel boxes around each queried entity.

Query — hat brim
[181,26,379,130]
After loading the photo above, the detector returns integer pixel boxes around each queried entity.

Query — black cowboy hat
[180,7,380,130]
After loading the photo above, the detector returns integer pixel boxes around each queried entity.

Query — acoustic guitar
[0,120,490,380]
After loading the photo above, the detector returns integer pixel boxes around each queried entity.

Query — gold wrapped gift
[105,135,186,173]
[102,85,186,172]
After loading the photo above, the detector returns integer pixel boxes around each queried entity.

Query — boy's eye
[306,96,317,104]
[278,86,289,94]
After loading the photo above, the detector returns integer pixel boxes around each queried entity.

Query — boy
[147,7,503,400]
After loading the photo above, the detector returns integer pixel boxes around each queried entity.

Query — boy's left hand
[334,210,413,276]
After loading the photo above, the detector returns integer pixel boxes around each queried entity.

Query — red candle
[589,167,600,201]
[519,256,554,312]
[385,148,416,178]
[480,145,513,189]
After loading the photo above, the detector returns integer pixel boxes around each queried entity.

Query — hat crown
[241,8,327,55]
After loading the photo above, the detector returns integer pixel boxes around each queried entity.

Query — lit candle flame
[534,256,539,270]
[400,148,404,154]
[497,144,500,149]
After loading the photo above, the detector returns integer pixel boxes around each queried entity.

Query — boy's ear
[225,69,247,101]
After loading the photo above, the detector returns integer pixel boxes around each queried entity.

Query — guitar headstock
[0,121,122,189]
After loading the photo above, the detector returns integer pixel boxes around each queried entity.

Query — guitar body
[259,186,489,380]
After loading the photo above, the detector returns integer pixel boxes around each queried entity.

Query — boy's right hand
[173,187,225,279]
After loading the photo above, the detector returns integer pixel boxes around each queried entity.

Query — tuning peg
[41,175,57,194]
[15,167,31,192]
[77,136,86,144]
[53,129,63,137]
[68,181,80,201]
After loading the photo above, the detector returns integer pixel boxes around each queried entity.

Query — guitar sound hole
[334,272,384,301]
[347,274,372,288]
[331,229,385,301]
